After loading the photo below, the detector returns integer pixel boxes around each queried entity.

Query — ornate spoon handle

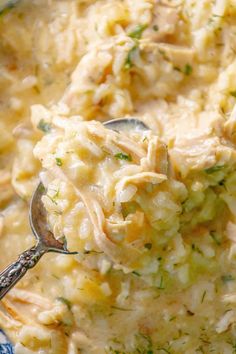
[0,244,46,300]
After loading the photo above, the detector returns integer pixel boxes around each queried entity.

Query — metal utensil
[0,118,149,299]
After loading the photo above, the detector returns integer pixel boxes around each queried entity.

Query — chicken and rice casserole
[1,0,236,353]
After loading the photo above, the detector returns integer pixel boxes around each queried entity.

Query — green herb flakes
[111,305,133,312]
[219,179,225,186]
[55,157,63,166]
[124,46,138,70]
[187,309,195,316]
[173,66,181,72]
[191,243,202,253]
[204,165,224,174]
[201,290,207,303]
[157,275,165,290]
[169,316,176,322]
[221,274,235,283]
[56,297,72,310]
[153,24,159,31]
[184,63,193,76]
[128,24,147,39]
[210,231,221,245]
[144,243,152,250]
[158,49,169,61]
[230,91,236,98]
[84,250,103,255]
[37,119,52,133]
[61,317,73,327]
[52,274,59,280]
[47,189,60,205]
[114,152,132,161]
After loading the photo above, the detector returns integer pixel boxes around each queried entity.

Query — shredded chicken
[34,116,174,269]
[0,302,22,330]
[7,289,52,310]
[87,122,147,161]
[115,172,167,198]
[149,42,195,67]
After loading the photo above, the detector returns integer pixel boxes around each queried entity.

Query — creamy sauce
[1,1,236,353]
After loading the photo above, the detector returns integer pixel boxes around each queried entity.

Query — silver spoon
[0,118,149,299]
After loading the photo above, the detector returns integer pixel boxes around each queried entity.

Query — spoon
[0,118,149,299]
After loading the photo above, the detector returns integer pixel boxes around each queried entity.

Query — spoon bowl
[30,183,76,254]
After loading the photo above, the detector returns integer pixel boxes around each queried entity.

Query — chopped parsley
[84,250,103,255]
[210,231,222,245]
[128,24,147,39]
[132,271,141,277]
[111,305,133,312]
[173,66,181,72]
[136,333,154,353]
[231,341,236,352]
[52,274,59,280]
[169,316,176,322]
[230,91,236,98]
[157,275,165,290]
[187,309,195,316]
[61,317,73,327]
[55,157,63,166]
[191,243,202,254]
[221,274,235,283]
[158,49,170,61]
[144,243,152,250]
[114,152,132,161]
[124,46,138,70]
[204,165,224,174]
[37,119,52,133]
[47,189,60,205]
[219,179,225,186]
[207,14,224,25]
[56,297,72,310]
[153,24,159,31]
[183,63,193,76]
[201,290,207,303]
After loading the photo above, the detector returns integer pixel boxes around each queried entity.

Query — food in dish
[1,0,236,353]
